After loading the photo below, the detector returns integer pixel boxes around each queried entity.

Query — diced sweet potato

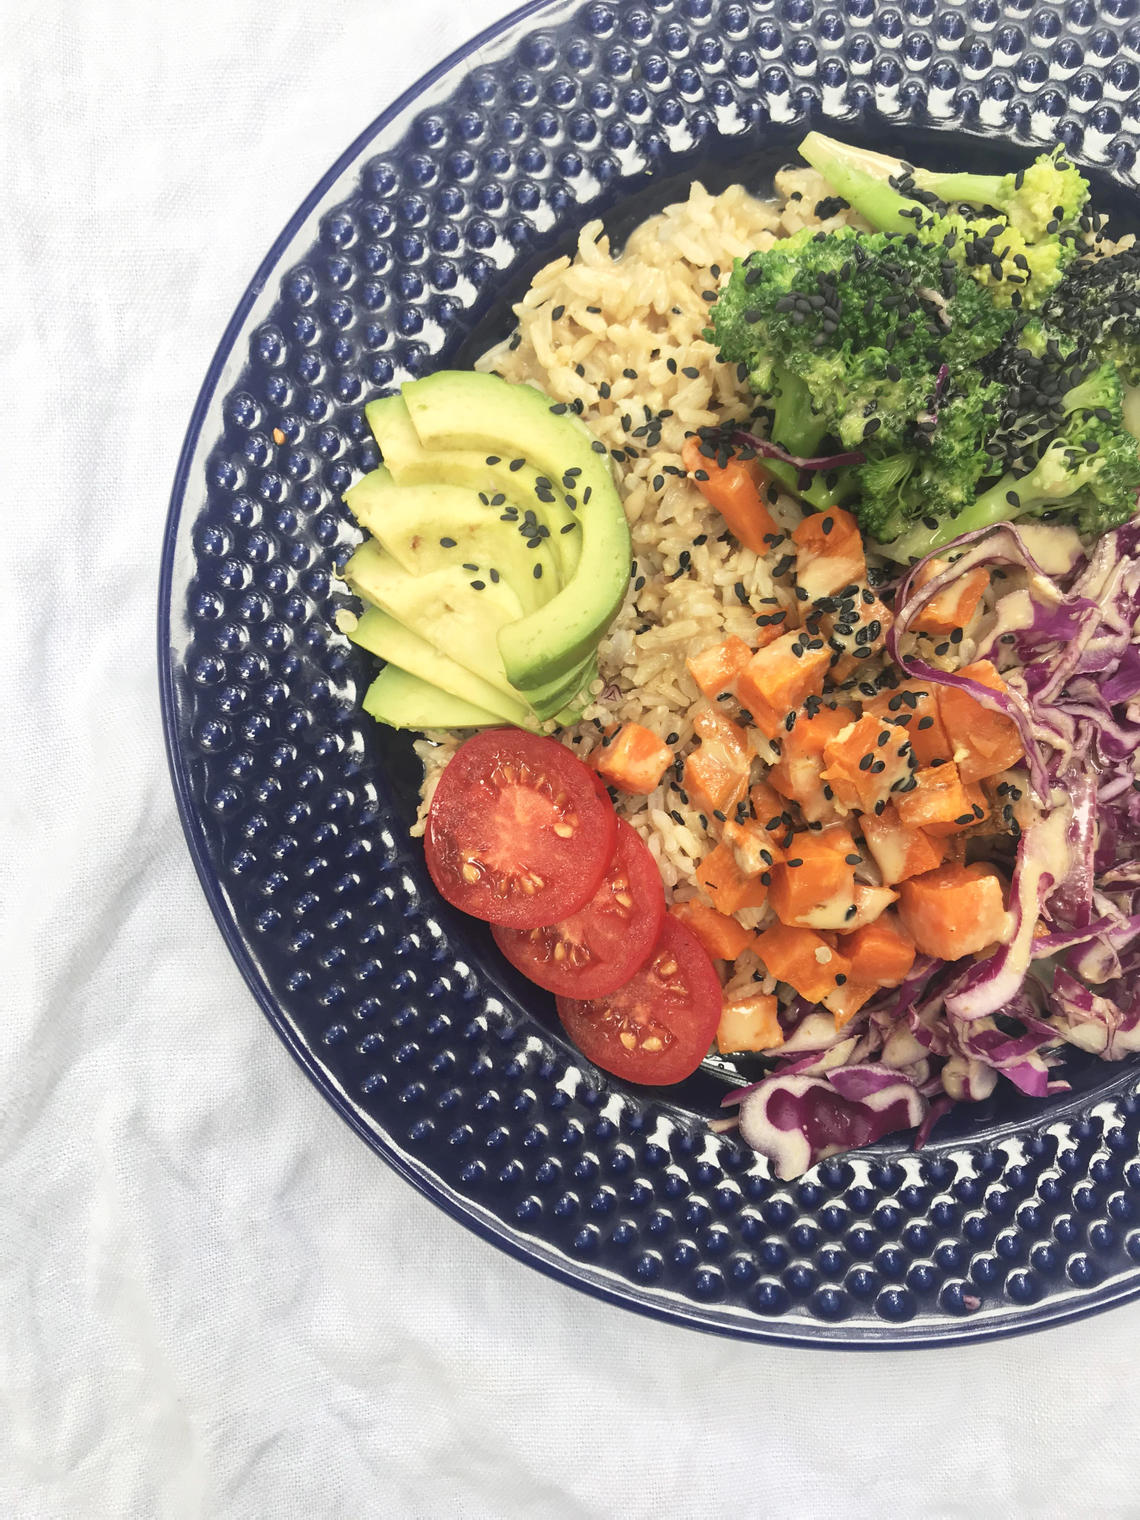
[843,882,899,930]
[863,681,954,768]
[670,900,754,961]
[682,434,779,554]
[938,661,1025,783]
[686,635,753,702]
[754,922,853,1002]
[822,589,893,684]
[821,980,878,1029]
[897,863,1009,961]
[791,506,866,601]
[593,722,672,795]
[749,779,795,848]
[751,601,796,650]
[683,706,752,816]
[821,713,914,815]
[734,632,831,740]
[722,818,781,876]
[766,704,853,823]
[840,912,916,988]
[910,558,991,635]
[768,825,858,931]
[858,803,944,885]
[716,994,783,1054]
[697,842,769,915]
[896,760,990,837]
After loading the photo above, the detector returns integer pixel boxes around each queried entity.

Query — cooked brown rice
[408,173,869,995]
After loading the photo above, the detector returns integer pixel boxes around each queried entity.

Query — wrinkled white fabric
[5,2,1140,1515]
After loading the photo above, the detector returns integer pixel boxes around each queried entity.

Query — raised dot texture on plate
[161,0,1140,1346]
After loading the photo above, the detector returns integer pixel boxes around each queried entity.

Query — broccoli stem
[911,171,1003,208]
[882,472,1047,561]
[769,368,830,457]
[798,132,917,234]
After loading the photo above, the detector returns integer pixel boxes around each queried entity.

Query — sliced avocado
[365,394,581,582]
[362,664,502,730]
[551,694,591,726]
[344,539,525,700]
[343,468,558,612]
[526,651,598,721]
[401,372,630,690]
[347,606,535,727]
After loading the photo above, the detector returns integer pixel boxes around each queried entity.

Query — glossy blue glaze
[160,0,1140,1345]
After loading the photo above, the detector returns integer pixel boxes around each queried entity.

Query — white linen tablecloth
[5,2,1140,1514]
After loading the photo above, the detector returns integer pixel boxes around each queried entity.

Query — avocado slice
[343,468,558,613]
[346,567,588,722]
[362,664,501,730]
[365,394,581,582]
[347,607,535,727]
[525,651,598,721]
[401,372,630,691]
[344,539,526,699]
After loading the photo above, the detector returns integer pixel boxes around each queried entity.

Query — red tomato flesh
[492,819,665,998]
[555,916,722,1085]
[425,729,618,928]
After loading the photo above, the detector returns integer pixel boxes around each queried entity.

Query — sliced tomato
[555,916,722,1086]
[425,729,617,928]
[491,820,665,997]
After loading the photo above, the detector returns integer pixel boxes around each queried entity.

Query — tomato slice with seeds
[492,819,665,999]
[555,916,723,1086]
[425,729,618,929]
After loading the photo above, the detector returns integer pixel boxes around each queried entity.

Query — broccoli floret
[712,223,1014,461]
[1042,246,1140,386]
[910,146,1090,244]
[882,378,1140,559]
[799,132,1088,310]
[712,224,947,453]
[710,213,1022,529]
[853,377,1006,543]
[983,322,1136,475]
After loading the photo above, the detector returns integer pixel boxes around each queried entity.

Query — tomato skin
[425,729,618,928]
[556,917,723,1086]
[492,820,665,998]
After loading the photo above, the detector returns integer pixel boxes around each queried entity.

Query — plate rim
[157,0,1140,1347]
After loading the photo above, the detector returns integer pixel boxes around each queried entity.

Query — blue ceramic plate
[161,0,1140,1345]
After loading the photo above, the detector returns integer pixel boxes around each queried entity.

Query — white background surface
[6,2,1140,1515]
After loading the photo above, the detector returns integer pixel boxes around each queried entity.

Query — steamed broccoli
[709,136,1140,559]
[908,146,1090,244]
[712,224,947,456]
[799,132,1089,310]
[1042,246,1140,386]
[883,364,1140,560]
[854,378,1006,544]
[710,217,1017,537]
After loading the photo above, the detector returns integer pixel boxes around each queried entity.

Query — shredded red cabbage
[731,429,866,473]
[737,1068,927,1180]
[725,518,1140,1177]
